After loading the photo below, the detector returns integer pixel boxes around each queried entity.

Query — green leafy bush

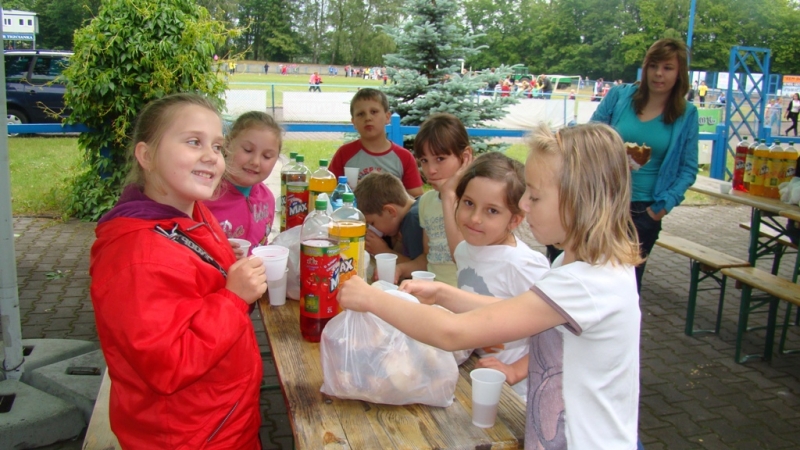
[63,0,238,221]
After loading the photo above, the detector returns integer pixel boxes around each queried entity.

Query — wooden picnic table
[82,370,121,449]
[258,298,527,450]
[689,176,800,267]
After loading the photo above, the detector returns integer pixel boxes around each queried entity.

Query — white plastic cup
[344,167,359,190]
[411,271,436,281]
[368,224,384,238]
[267,268,289,306]
[719,182,733,194]
[251,245,290,281]
[374,253,398,283]
[470,368,506,428]
[228,238,251,258]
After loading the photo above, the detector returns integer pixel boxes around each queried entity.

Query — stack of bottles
[299,194,367,343]
[733,137,797,200]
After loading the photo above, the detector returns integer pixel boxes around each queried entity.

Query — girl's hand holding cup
[226,256,267,304]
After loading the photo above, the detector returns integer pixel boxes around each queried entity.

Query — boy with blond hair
[329,88,424,198]
[354,172,425,272]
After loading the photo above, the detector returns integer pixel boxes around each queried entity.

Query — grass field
[227,73,385,108]
[9,135,719,218]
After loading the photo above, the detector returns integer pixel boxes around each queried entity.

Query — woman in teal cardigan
[591,38,699,291]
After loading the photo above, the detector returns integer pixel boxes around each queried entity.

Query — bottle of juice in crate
[744,138,758,191]
[732,136,749,191]
[299,199,340,343]
[279,152,298,232]
[750,139,770,197]
[764,141,783,199]
[309,159,337,212]
[284,155,311,230]
[786,143,799,183]
[330,193,367,283]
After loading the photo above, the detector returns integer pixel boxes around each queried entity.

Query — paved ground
[11,201,800,449]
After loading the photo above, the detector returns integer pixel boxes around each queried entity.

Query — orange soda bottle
[750,139,770,197]
[279,152,298,232]
[783,143,799,186]
[309,159,337,212]
[764,141,783,199]
[744,138,758,191]
[329,193,367,283]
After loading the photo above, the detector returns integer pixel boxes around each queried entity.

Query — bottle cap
[319,159,328,166]
[338,176,348,183]
[315,199,328,210]
[289,152,298,159]
[296,155,305,162]
[343,193,354,202]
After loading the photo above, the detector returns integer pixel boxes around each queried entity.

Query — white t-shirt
[455,238,550,399]
[524,254,640,450]
[419,191,457,286]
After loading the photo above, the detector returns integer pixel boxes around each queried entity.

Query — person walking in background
[590,38,698,291]
[309,71,322,92]
[264,62,269,74]
[786,93,800,136]
[698,80,708,107]
[768,97,782,136]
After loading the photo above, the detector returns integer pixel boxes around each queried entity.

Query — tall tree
[32,0,101,50]
[63,0,237,220]
[381,0,516,152]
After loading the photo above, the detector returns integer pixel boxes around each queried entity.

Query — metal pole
[0,11,25,380]
[687,0,697,66]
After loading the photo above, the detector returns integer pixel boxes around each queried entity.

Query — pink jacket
[204,180,275,249]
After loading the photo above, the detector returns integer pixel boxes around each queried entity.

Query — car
[5,49,72,125]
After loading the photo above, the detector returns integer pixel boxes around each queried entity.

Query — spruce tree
[379,0,517,153]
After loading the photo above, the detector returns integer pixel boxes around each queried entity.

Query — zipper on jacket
[207,401,238,443]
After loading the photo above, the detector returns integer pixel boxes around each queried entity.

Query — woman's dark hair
[633,38,690,125]
[413,113,471,161]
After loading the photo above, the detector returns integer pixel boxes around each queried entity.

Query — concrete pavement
[11,201,800,449]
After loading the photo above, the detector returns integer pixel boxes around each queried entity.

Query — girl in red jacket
[90,93,267,449]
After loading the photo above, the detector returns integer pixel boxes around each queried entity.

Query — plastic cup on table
[411,271,436,281]
[719,181,733,195]
[344,167,359,190]
[374,253,398,283]
[470,368,506,428]
[267,268,289,306]
[251,245,290,281]
[228,238,251,258]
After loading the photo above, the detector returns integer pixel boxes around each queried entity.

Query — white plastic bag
[320,289,458,407]
[271,226,301,300]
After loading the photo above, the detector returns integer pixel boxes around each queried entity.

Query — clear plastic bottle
[299,198,340,343]
[279,152,298,231]
[284,155,311,230]
[309,159,337,212]
[330,176,353,211]
[764,141,783,199]
[330,193,367,283]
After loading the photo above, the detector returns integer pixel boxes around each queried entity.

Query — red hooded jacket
[90,186,262,449]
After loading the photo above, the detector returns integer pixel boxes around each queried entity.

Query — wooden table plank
[82,370,121,450]
[259,299,526,450]
[689,176,800,215]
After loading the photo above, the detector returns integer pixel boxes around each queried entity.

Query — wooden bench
[720,266,800,363]
[738,222,797,275]
[655,233,750,336]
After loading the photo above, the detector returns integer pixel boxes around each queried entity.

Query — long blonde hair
[527,123,642,266]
